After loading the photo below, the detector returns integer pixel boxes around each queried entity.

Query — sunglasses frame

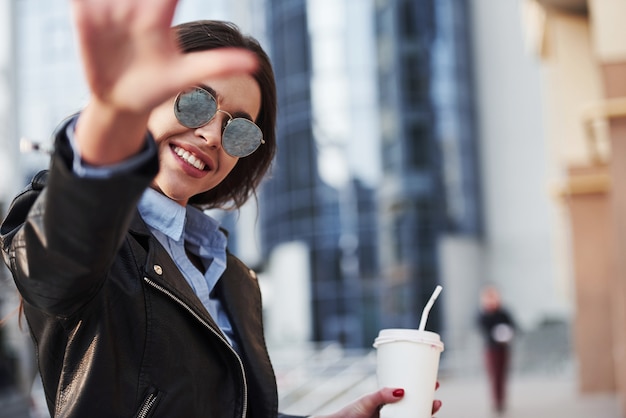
[174,86,265,158]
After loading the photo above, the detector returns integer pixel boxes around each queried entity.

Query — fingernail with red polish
[392,389,404,397]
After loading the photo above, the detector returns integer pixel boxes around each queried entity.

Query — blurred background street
[0,319,618,417]
[269,320,620,417]
[2,0,626,417]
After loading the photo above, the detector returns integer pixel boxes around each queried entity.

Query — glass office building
[261,0,481,345]
[374,0,481,331]
[263,0,353,346]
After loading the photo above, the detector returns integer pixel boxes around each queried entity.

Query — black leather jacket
[1,127,300,418]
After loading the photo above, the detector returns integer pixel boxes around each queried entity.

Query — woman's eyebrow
[198,84,255,121]
[198,84,218,98]
[231,111,254,121]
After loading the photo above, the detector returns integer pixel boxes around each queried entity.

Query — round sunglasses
[174,87,264,157]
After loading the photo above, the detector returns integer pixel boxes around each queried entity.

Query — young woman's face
[147,74,261,206]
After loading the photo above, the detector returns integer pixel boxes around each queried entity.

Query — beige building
[522,0,626,414]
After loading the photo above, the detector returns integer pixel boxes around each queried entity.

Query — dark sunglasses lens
[174,88,217,128]
[223,120,264,157]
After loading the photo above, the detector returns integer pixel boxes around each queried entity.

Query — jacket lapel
[127,212,222,334]
[130,212,277,415]
[216,255,278,417]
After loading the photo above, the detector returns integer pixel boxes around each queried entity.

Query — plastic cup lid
[373,328,444,351]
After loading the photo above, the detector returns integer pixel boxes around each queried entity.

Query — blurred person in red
[477,285,516,415]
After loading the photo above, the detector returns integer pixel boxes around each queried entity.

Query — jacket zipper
[137,392,158,418]
[143,277,248,418]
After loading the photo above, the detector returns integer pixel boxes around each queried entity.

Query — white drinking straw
[418,285,443,331]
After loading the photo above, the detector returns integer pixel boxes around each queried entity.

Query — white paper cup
[373,329,444,418]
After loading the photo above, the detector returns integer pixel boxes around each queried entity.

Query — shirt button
[153,265,163,275]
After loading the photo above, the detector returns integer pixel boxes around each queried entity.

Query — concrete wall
[563,165,615,392]
[469,0,567,329]
[525,0,626,414]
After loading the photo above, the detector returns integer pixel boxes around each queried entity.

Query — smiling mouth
[172,145,208,171]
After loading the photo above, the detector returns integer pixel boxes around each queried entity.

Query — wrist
[75,99,151,166]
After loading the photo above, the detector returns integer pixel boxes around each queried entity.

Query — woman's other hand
[312,382,442,418]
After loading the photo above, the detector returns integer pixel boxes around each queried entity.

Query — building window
[398,0,416,39]
[405,118,431,169]
[403,54,430,108]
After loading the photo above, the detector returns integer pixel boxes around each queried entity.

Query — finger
[150,0,180,27]
[353,387,405,414]
[171,48,258,89]
[432,399,442,415]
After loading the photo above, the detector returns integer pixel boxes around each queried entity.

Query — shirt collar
[138,188,187,241]
[184,205,225,250]
[138,188,225,250]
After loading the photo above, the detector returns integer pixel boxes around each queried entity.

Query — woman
[1,1,441,417]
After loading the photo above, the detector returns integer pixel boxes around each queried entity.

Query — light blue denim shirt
[66,118,237,347]
[137,188,236,347]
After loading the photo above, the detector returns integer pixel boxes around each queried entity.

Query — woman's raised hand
[70,0,257,165]
[71,0,256,114]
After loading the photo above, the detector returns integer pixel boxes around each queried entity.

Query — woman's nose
[194,116,224,148]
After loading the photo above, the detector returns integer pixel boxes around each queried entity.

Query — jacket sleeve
[0,117,159,316]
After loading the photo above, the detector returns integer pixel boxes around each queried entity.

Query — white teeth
[174,146,206,170]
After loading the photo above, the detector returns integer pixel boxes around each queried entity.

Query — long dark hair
[175,20,277,210]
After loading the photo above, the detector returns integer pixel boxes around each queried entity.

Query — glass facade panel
[373,0,480,332]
